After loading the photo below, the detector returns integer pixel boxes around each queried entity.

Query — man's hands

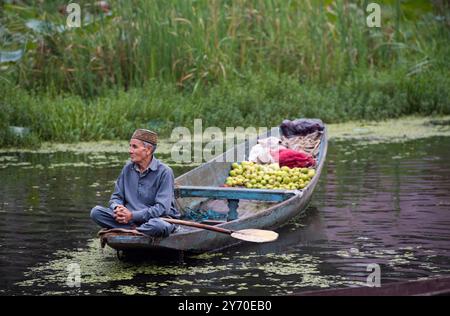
[114,205,133,224]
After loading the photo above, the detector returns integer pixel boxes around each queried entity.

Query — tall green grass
[0,0,448,146]
[2,0,447,96]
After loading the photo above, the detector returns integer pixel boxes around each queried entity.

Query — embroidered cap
[131,129,158,145]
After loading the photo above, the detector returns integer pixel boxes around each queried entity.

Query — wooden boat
[294,277,450,296]
[102,122,328,253]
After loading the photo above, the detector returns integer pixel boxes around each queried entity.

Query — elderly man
[90,129,180,237]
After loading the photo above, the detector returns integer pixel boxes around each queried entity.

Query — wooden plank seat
[175,186,298,221]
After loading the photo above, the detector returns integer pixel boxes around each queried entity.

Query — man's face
[129,139,152,164]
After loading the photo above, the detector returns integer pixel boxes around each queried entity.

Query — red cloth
[277,149,316,168]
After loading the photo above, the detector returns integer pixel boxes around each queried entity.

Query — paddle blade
[231,229,279,243]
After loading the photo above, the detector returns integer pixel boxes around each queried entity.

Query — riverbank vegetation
[0,0,448,146]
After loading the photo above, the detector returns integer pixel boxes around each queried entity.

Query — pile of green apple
[225,161,316,190]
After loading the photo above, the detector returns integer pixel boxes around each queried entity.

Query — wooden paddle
[162,218,279,243]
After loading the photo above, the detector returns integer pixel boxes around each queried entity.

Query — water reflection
[1,137,450,294]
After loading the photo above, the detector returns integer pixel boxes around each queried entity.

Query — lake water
[1,137,449,295]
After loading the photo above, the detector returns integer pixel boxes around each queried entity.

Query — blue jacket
[109,156,181,223]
